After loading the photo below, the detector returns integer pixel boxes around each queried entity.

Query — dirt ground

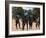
[12,19,40,31]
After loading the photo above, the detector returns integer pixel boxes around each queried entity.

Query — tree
[33,8,40,17]
[12,7,24,18]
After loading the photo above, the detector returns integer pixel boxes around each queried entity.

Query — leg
[16,22,18,29]
[36,22,38,28]
[29,21,32,29]
[19,22,20,29]
[27,23,28,30]
[22,22,25,30]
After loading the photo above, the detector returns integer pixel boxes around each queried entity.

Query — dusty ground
[12,19,40,31]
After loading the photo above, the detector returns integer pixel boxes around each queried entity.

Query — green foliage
[12,7,40,18]
[12,7,24,18]
[33,8,40,16]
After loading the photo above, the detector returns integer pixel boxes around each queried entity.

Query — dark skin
[33,16,40,28]
[22,16,28,30]
[15,16,20,29]
[36,17,40,28]
[29,15,34,29]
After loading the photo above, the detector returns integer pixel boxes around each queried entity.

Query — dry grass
[12,19,40,31]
